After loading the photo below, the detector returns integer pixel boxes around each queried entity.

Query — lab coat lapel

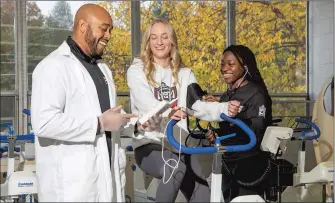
[98,61,116,108]
[98,62,125,202]
[57,42,101,114]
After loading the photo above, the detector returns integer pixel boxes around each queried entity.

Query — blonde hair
[140,18,185,87]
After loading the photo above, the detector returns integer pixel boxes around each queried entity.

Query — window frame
[1,1,311,135]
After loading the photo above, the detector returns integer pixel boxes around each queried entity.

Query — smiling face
[149,22,172,62]
[220,51,245,84]
[84,16,112,57]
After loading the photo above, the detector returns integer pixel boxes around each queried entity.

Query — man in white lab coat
[31,4,158,202]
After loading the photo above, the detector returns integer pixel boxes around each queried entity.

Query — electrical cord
[185,116,212,147]
[160,69,184,185]
[161,118,182,184]
[221,155,271,187]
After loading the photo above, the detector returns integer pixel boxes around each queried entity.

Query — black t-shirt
[214,82,273,161]
[66,37,113,166]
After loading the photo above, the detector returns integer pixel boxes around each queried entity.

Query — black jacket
[215,82,273,161]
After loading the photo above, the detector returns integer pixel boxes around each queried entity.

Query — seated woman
[126,18,240,202]
[205,45,273,202]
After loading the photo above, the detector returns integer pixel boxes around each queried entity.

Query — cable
[160,68,184,185]
[185,116,207,147]
[221,156,271,187]
[161,115,183,184]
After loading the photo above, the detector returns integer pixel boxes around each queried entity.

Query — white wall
[308,0,334,101]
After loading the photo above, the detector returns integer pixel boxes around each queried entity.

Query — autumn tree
[27,1,73,90]
[27,1,44,27]
[1,1,16,91]
[235,2,306,93]
[1,1,15,24]
[235,2,307,122]
[45,1,73,29]
[1,1,45,91]
[97,1,307,122]
[0,1,307,123]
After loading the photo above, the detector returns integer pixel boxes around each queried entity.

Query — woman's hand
[205,130,217,144]
[228,100,241,117]
[168,106,186,120]
[202,95,218,102]
[137,114,162,132]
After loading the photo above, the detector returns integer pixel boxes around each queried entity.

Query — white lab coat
[31,41,131,202]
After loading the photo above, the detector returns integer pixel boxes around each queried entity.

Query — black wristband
[96,117,101,135]
[134,122,139,134]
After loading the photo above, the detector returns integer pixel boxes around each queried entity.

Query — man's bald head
[72,4,113,57]
[73,4,112,32]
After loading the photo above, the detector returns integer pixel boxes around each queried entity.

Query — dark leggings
[221,152,270,203]
[134,143,210,202]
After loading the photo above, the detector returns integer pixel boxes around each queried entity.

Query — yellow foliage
[98,1,306,96]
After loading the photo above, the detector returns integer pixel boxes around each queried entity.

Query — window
[0,1,311,133]
[28,1,132,109]
[28,1,75,91]
[97,1,132,110]
[235,1,308,124]
[0,97,16,132]
[236,1,307,93]
[141,1,228,93]
[1,1,17,132]
[1,1,15,92]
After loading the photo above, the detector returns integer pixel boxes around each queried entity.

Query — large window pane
[28,1,74,91]
[28,1,131,93]
[235,1,307,121]
[98,1,131,92]
[272,98,309,126]
[141,1,227,93]
[0,96,16,132]
[236,1,307,94]
[1,1,15,92]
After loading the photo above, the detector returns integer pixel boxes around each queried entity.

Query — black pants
[221,152,270,202]
[134,143,210,202]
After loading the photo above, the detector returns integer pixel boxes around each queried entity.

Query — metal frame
[226,1,236,47]
[131,1,141,59]
[16,0,28,135]
[306,1,311,117]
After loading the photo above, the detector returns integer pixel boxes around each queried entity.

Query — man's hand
[168,106,186,120]
[137,114,162,132]
[228,100,241,117]
[99,105,137,132]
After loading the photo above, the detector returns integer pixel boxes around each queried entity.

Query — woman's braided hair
[223,45,273,124]
[223,45,269,95]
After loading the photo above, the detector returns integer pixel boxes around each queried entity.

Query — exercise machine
[166,114,333,202]
[279,119,334,202]
[166,113,273,202]
[0,109,37,203]
[129,117,213,203]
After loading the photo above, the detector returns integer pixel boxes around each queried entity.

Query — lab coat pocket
[62,147,98,201]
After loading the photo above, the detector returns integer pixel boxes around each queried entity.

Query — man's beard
[85,25,103,57]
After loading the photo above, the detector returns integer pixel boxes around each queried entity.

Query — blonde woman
[127,19,240,202]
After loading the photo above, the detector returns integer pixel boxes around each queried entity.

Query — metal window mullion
[306,1,311,117]
[15,0,28,135]
[226,1,236,47]
[22,0,28,135]
[14,1,20,135]
[131,1,141,60]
